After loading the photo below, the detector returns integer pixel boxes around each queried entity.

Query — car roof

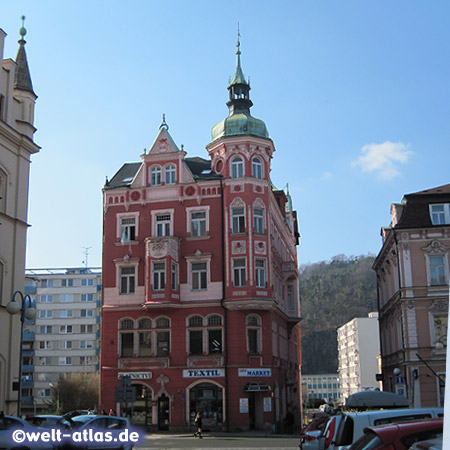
[368,418,443,441]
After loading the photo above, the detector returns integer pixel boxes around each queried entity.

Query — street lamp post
[7,290,36,417]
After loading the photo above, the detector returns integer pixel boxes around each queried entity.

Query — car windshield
[349,431,382,450]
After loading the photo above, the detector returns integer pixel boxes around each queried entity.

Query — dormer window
[430,204,450,225]
[231,156,244,178]
[252,157,262,179]
[150,166,162,186]
[165,165,176,185]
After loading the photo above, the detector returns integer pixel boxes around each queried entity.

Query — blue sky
[1,1,449,268]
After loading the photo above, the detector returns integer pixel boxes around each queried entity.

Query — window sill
[185,235,211,241]
[115,241,140,246]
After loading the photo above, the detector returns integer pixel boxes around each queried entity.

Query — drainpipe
[220,178,230,432]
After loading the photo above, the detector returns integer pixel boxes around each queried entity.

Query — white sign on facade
[183,369,225,378]
[263,397,272,412]
[118,372,152,380]
[239,398,249,413]
[238,368,271,377]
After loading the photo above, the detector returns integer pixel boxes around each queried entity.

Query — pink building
[373,184,449,407]
[100,39,301,431]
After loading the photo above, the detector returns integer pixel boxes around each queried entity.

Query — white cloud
[321,171,332,180]
[352,141,413,180]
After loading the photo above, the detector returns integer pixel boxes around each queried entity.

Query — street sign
[114,386,136,403]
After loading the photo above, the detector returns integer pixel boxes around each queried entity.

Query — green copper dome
[211,33,269,141]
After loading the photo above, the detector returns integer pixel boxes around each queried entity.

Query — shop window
[189,330,203,355]
[156,331,170,356]
[138,331,152,357]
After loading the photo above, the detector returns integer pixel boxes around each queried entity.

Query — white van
[332,408,444,450]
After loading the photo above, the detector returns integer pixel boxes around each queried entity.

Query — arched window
[120,319,134,329]
[207,315,222,326]
[231,156,244,178]
[138,318,152,329]
[252,157,262,179]
[156,317,170,328]
[246,315,261,354]
[150,166,162,186]
[188,315,203,327]
[165,165,176,185]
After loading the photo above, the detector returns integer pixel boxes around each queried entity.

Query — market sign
[118,371,152,380]
[183,369,225,378]
[238,368,271,377]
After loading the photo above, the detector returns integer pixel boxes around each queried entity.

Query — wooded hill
[299,254,377,374]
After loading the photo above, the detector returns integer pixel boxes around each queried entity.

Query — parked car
[348,418,443,450]
[332,408,443,450]
[409,437,443,450]
[26,414,70,429]
[61,414,136,450]
[0,414,53,450]
[317,415,342,450]
[62,410,90,420]
[300,415,330,449]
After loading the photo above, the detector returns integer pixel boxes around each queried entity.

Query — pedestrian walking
[193,412,203,438]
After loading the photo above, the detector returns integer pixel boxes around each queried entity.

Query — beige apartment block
[337,313,380,401]
[26,268,102,411]
[0,24,39,415]
[373,184,449,408]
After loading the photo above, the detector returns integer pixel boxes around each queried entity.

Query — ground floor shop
[101,367,300,431]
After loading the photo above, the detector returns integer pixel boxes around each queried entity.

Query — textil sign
[183,369,225,378]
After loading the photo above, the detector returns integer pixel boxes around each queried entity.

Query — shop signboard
[183,368,225,378]
[238,368,271,377]
[118,371,152,380]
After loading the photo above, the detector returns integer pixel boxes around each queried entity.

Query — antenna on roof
[82,247,92,268]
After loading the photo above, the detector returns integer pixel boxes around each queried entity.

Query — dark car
[349,418,443,450]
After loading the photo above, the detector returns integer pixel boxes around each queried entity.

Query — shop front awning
[244,382,271,392]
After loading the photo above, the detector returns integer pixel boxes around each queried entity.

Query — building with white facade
[302,373,340,406]
[25,268,101,411]
[337,312,380,401]
[0,21,39,415]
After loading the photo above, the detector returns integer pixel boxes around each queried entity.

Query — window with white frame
[80,324,94,333]
[171,263,178,291]
[152,262,166,291]
[60,294,74,303]
[190,211,207,237]
[231,207,245,233]
[255,259,266,288]
[165,164,176,185]
[60,310,73,318]
[80,340,94,349]
[187,315,223,355]
[39,341,52,350]
[81,294,94,302]
[191,262,207,290]
[120,217,136,242]
[233,258,246,288]
[60,341,73,349]
[59,356,72,365]
[59,325,73,334]
[254,208,264,234]
[80,309,94,318]
[155,214,171,236]
[231,156,244,178]
[188,316,203,355]
[138,318,152,357]
[81,278,94,286]
[61,279,74,287]
[41,279,54,288]
[156,317,170,356]
[246,315,261,354]
[40,325,52,334]
[430,204,450,225]
[39,310,53,319]
[252,157,262,179]
[120,331,134,358]
[429,255,447,285]
[150,166,162,186]
[120,266,136,294]
[208,315,223,353]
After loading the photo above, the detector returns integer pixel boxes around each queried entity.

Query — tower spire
[14,15,35,94]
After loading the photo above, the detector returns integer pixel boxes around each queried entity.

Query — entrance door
[248,394,255,430]
[157,394,170,430]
